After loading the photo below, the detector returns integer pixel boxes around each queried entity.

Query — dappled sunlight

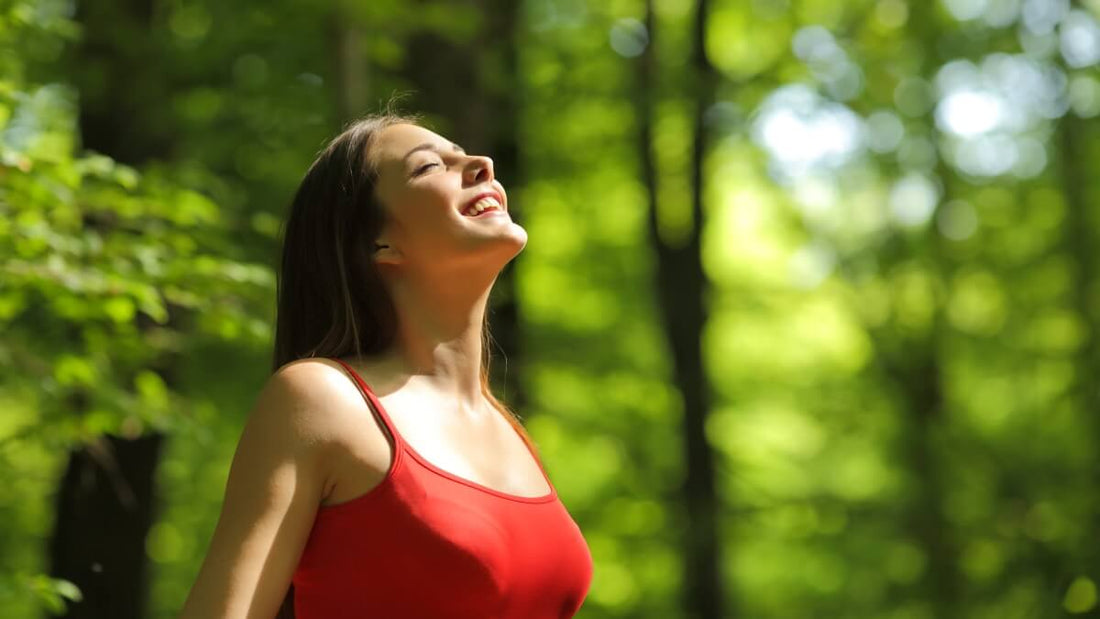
[6,0,1100,616]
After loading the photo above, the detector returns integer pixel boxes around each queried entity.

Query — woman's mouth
[467,207,506,218]
[462,194,505,217]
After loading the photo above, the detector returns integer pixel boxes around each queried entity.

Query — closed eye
[415,162,439,175]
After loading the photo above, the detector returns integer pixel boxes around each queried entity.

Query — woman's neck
[382,266,495,411]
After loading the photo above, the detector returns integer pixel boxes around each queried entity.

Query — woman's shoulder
[269,357,354,406]
[263,357,397,505]
[273,355,357,388]
[274,355,389,386]
[257,357,387,445]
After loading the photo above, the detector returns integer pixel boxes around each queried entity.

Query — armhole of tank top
[330,358,402,461]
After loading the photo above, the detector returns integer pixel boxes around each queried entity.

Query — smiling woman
[176,109,593,619]
[368,121,525,277]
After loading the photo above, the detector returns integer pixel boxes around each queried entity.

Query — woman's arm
[177,363,334,619]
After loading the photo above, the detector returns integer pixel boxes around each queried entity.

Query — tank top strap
[330,357,405,449]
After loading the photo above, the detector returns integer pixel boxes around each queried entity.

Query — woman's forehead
[374,123,451,162]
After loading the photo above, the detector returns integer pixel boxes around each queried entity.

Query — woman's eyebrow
[402,142,466,162]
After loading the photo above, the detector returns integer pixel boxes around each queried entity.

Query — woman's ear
[373,240,402,265]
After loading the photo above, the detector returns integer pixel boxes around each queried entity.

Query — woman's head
[272,111,525,370]
[369,121,526,275]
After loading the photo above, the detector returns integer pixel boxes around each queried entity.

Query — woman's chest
[324,391,552,506]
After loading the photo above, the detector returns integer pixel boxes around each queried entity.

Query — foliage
[0,0,273,614]
[3,0,1100,617]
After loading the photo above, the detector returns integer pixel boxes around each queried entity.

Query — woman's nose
[465,155,494,184]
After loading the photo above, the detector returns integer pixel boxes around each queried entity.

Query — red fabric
[291,358,594,618]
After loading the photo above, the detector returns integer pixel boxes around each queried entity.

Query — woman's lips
[467,207,507,218]
[461,191,505,216]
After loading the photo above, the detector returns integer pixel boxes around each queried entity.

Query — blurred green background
[3,0,1100,617]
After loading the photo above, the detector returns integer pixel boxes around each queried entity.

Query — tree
[638,0,726,616]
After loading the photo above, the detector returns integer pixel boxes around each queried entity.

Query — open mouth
[461,193,505,217]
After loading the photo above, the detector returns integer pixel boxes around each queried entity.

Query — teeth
[465,196,502,216]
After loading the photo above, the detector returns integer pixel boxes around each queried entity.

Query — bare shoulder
[272,356,401,509]
[264,356,393,465]
[262,357,367,436]
[176,357,378,618]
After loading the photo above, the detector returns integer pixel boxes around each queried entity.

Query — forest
[2,0,1100,617]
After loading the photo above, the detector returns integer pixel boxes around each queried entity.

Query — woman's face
[369,123,527,274]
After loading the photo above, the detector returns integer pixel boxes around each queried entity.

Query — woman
[178,111,594,618]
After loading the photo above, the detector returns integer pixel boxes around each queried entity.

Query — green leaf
[52,579,82,602]
[102,296,136,323]
[53,354,97,387]
[1065,577,1098,614]
[134,369,169,412]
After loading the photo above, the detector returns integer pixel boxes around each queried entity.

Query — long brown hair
[270,109,539,617]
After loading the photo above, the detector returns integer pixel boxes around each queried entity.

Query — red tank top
[291,358,594,618]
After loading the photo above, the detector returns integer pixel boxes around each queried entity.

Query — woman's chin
[475,231,528,267]
[487,230,527,259]
[502,223,527,246]
[467,219,526,245]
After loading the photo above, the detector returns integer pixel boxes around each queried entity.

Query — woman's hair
[272,110,411,368]
[271,109,539,617]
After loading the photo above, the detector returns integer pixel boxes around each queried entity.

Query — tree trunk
[47,433,164,619]
[1056,81,1100,587]
[638,0,726,616]
[895,337,960,615]
[70,0,172,163]
[879,1,962,613]
[332,14,370,122]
